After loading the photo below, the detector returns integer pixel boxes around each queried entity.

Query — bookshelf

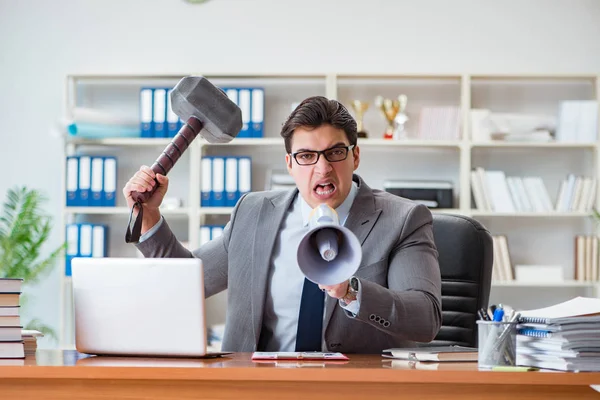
[60,73,600,346]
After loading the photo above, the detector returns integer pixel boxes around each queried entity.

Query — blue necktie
[295,278,325,351]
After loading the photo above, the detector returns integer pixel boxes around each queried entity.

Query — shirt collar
[300,181,359,227]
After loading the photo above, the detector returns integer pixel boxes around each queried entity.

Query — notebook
[71,257,230,358]
[382,346,478,362]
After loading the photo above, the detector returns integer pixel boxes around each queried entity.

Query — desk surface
[0,350,599,400]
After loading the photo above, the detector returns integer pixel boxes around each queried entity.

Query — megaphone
[297,204,362,286]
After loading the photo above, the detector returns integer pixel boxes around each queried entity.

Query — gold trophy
[394,94,409,140]
[375,96,400,140]
[350,100,369,138]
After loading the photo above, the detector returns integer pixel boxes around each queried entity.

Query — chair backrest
[430,213,493,347]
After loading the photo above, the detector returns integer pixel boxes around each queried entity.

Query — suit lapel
[324,176,382,330]
[251,190,298,346]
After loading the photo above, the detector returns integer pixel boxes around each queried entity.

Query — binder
[153,88,167,138]
[166,89,180,137]
[77,156,91,207]
[140,88,154,138]
[199,226,211,246]
[238,156,252,199]
[238,89,251,138]
[225,157,239,207]
[211,226,224,239]
[212,157,225,207]
[65,224,79,277]
[92,225,107,257]
[251,88,264,138]
[66,156,78,207]
[201,157,212,207]
[90,157,104,207]
[79,224,93,258]
[102,157,117,207]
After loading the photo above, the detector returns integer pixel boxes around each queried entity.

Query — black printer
[383,180,454,209]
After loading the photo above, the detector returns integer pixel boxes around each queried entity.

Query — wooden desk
[0,350,599,399]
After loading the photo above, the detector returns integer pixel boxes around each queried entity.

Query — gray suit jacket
[137,174,442,353]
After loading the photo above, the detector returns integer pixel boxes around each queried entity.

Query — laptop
[71,257,229,358]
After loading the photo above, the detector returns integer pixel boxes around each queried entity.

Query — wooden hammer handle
[131,117,203,204]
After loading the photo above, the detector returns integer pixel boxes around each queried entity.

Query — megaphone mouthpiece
[315,228,339,261]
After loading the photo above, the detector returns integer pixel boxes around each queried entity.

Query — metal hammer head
[170,76,243,143]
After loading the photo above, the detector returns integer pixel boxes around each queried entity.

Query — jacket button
[383,321,391,327]
[369,314,376,320]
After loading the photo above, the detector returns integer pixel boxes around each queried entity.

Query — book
[0,294,20,307]
[0,279,23,293]
[382,346,478,362]
[0,341,24,359]
[0,316,21,327]
[0,307,20,317]
[251,352,349,361]
[0,326,22,341]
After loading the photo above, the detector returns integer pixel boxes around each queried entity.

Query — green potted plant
[0,186,65,340]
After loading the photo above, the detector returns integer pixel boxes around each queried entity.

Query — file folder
[225,157,239,207]
[92,225,107,257]
[201,157,212,207]
[65,224,79,277]
[153,88,167,138]
[211,226,224,239]
[238,89,251,138]
[102,157,117,207]
[166,89,180,137]
[140,88,154,138]
[199,226,211,246]
[66,156,78,207]
[77,156,92,207]
[251,88,264,138]
[212,157,225,207]
[90,157,104,207]
[238,157,252,199]
[79,224,93,258]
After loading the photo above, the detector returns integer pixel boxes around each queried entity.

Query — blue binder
[238,156,252,200]
[251,88,264,138]
[201,157,212,207]
[225,157,239,207]
[65,224,79,277]
[91,225,108,257]
[212,157,226,207]
[77,156,91,207]
[153,88,167,138]
[166,89,180,137]
[102,156,117,207]
[66,156,78,207]
[238,89,251,138]
[90,157,104,207]
[140,88,154,138]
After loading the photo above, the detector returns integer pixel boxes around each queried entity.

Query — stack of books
[22,330,43,357]
[516,296,600,372]
[0,278,24,359]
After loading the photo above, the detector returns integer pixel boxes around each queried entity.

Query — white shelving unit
[60,73,600,346]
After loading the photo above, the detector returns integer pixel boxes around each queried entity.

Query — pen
[492,366,537,372]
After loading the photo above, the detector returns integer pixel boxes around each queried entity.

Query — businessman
[123,96,442,353]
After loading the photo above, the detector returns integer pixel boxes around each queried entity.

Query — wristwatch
[342,276,359,303]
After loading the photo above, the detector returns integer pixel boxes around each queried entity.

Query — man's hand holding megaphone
[297,204,362,302]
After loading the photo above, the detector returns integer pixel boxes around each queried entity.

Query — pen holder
[476,320,517,369]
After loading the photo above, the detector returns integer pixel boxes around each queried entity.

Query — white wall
[0,0,599,348]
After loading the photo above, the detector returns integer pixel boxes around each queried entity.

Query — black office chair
[430,213,493,348]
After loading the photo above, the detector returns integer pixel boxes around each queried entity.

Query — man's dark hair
[280,96,358,154]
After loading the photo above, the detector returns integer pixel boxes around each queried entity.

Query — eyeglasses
[291,145,355,166]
